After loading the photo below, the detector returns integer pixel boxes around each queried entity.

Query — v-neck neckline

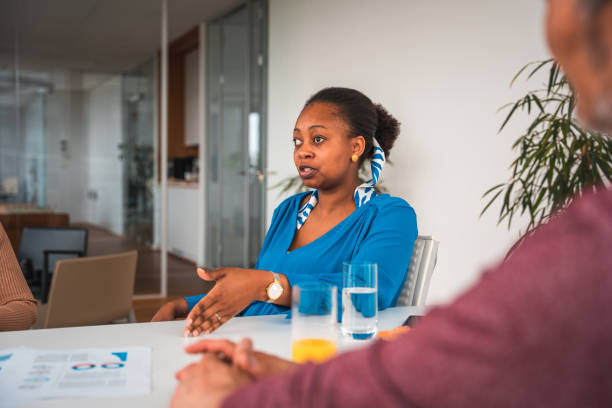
[285,196,368,254]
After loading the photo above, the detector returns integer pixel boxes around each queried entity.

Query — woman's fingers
[198,306,229,334]
[184,304,209,336]
[184,303,203,336]
[196,267,211,281]
[184,293,220,334]
[185,301,228,336]
[189,310,216,336]
[196,267,225,282]
[204,313,230,334]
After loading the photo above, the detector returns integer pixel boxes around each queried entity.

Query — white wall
[84,76,124,236]
[268,0,549,304]
[45,74,124,236]
[45,89,89,221]
[168,185,199,262]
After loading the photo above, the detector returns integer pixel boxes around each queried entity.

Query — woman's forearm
[172,297,190,317]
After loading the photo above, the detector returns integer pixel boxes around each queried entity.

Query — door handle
[237,169,276,181]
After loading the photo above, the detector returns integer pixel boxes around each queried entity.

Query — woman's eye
[292,138,302,146]
[313,136,324,144]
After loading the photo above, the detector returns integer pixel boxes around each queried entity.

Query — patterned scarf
[296,139,386,230]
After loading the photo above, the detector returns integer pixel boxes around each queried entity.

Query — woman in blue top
[152,87,417,336]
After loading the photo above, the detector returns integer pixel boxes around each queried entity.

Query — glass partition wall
[0,0,264,322]
[0,1,165,300]
[206,0,268,268]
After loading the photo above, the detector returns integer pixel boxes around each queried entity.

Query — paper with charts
[0,346,151,407]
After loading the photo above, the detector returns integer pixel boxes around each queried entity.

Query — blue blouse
[186,191,418,318]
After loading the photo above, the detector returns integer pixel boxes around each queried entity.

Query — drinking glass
[341,262,378,340]
[291,283,338,363]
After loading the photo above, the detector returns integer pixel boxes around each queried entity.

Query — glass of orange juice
[291,283,338,363]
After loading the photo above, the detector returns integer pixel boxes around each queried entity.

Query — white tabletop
[0,306,421,408]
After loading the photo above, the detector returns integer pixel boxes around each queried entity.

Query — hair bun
[373,104,400,158]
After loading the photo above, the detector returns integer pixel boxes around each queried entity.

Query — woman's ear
[352,136,366,157]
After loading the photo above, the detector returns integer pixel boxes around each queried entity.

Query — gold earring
[351,154,359,162]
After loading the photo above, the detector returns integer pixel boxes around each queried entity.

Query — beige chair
[42,250,138,329]
[396,236,439,307]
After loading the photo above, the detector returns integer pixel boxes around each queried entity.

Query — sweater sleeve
[0,223,38,331]
[222,190,612,407]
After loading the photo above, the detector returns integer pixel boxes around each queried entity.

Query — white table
[0,306,420,407]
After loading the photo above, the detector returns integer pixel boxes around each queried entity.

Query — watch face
[267,282,283,300]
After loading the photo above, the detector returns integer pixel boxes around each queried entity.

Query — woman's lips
[298,165,317,179]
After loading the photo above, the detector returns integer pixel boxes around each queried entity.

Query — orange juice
[291,338,337,363]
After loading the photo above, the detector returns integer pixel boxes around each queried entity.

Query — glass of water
[291,283,338,363]
[341,262,378,340]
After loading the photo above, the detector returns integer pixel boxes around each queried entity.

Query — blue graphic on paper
[101,362,125,369]
[0,353,13,372]
[111,352,127,362]
[0,353,12,362]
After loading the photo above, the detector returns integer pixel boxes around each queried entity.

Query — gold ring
[214,312,222,322]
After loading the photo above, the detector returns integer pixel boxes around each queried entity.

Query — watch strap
[266,272,283,302]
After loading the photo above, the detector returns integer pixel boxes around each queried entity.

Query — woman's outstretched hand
[183,267,271,336]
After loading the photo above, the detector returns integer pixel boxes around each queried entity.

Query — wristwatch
[266,272,283,302]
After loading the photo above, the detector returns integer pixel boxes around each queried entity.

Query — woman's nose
[297,146,314,159]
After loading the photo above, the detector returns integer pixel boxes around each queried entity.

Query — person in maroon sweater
[171,0,612,406]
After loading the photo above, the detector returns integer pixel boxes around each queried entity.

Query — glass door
[207,0,267,268]
[121,58,156,246]
[0,69,47,208]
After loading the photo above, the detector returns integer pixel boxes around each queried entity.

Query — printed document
[0,346,151,407]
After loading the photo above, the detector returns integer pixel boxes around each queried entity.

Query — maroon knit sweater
[223,188,612,407]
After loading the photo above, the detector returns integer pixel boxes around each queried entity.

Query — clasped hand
[172,338,296,408]
[184,267,268,336]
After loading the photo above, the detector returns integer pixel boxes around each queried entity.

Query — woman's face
[293,102,362,190]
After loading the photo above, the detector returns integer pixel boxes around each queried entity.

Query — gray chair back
[396,235,439,307]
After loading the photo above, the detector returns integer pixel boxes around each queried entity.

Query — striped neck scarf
[296,139,386,230]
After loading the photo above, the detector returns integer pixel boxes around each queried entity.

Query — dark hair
[304,87,400,162]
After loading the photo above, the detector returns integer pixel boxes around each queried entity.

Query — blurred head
[293,87,400,190]
[546,0,612,133]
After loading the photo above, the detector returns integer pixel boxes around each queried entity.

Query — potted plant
[481,59,612,244]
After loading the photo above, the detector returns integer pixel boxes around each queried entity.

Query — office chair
[396,235,439,307]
